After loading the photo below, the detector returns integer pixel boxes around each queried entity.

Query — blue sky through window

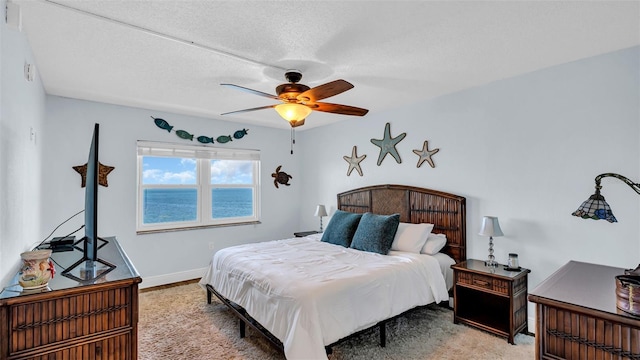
[211,160,253,184]
[142,157,253,185]
[142,157,196,185]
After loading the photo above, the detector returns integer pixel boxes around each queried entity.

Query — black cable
[45,225,85,271]
[34,209,84,249]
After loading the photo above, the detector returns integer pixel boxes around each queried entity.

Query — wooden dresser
[528,260,640,359]
[0,237,141,360]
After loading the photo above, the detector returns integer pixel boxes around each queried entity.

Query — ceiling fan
[221,70,369,127]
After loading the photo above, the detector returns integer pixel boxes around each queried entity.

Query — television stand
[61,257,116,283]
[72,235,109,252]
[62,236,116,282]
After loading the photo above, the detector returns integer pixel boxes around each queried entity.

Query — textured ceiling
[14,0,640,130]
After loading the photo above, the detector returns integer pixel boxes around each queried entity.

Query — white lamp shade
[314,205,327,217]
[478,216,503,237]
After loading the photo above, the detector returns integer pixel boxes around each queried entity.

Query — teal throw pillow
[320,210,363,247]
[350,213,401,255]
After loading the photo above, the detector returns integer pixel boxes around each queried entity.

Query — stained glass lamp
[479,216,503,267]
[572,173,640,223]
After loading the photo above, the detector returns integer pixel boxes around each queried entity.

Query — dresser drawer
[8,287,133,356]
[20,332,131,360]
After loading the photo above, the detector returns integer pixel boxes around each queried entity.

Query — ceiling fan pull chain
[290,127,295,154]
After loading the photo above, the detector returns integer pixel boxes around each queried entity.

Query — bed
[200,184,466,359]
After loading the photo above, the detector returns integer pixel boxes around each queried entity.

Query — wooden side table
[294,231,320,237]
[451,259,530,344]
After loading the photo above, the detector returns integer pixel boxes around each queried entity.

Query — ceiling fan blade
[221,104,276,116]
[309,102,369,116]
[297,79,354,102]
[221,83,279,100]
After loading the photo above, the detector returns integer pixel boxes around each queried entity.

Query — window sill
[136,221,261,235]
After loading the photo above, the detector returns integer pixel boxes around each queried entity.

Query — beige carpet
[139,283,534,359]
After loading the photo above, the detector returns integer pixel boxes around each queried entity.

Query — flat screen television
[62,123,116,282]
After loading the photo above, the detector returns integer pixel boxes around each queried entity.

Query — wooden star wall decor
[73,162,115,187]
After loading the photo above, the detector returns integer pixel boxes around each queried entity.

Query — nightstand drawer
[471,274,492,289]
[457,272,509,295]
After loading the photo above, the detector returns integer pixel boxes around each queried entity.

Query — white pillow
[421,233,447,255]
[391,222,434,253]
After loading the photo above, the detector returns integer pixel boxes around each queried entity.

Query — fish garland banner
[151,116,249,144]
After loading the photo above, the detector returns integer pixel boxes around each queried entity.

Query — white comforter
[200,235,449,360]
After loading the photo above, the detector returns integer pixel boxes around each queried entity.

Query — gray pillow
[320,210,363,247]
[350,213,401,255]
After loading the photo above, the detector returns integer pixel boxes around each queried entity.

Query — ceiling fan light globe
[275,103,312,124]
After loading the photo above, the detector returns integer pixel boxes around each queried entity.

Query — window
[136,141,260,233]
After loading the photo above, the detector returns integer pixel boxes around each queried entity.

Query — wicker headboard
[337,184,467,263]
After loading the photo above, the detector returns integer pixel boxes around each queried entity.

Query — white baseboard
[140,267,207,289]
[528,316,535,334]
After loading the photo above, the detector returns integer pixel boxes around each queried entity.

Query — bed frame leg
[379,322,386,347]
[239,319,246,338]
[207,288,212,304]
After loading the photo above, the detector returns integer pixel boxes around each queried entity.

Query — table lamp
[314,205,327,232]
[479,216,503,267]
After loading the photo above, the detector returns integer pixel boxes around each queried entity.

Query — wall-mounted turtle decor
[151,116,249,145]
[343,146,366,176]
[272,165,292,188]
[370,122,406,166]
[413,140,440,168]
[73,162,115,187]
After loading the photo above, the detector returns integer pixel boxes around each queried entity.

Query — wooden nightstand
[294,230,320,237]
[451,259,530,344]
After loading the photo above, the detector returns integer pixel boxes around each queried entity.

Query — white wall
[0,0,47,286]
[297,46,640,329]
[41,97,302,287]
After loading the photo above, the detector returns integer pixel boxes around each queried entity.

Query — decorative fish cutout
[152,116,173,132]
[176,130,194,141]
[216,135,232,143]
[197,136,214,144]
[233,128,249,139]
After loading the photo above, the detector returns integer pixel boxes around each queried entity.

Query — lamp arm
[594,173,640,195]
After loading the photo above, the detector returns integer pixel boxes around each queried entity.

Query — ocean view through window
[137,141,260,233]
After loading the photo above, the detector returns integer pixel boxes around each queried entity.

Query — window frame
[136,141,261,233]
